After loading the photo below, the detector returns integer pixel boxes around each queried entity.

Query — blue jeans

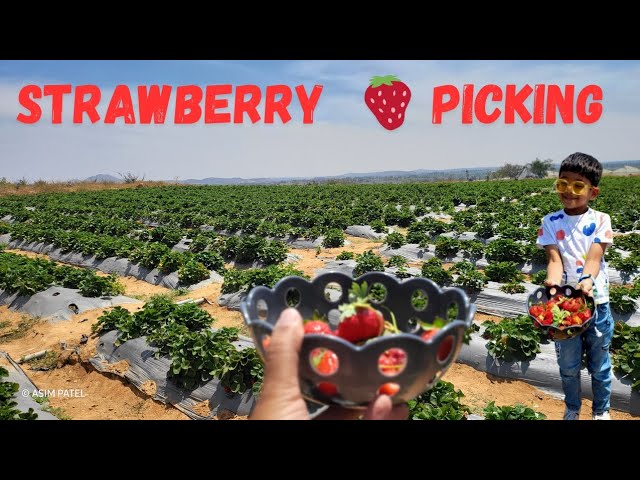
[554,302,614,415]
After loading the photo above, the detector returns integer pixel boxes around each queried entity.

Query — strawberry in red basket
[336,282,385,344]
[364,75,412,131]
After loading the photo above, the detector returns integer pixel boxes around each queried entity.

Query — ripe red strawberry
[317,381,338,397]
[420,327,440,341]
[336,282,385,344]
[378,348,407,375]
[577,308,592,321]
[304,320,333,335]
[378,382,400,396]
[310,348,339,376]
[419,317,445,342]
[437,335,454,362]
[364,75,412,131]
[529,305,544,319]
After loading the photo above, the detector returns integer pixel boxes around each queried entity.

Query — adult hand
[250,308,409,420]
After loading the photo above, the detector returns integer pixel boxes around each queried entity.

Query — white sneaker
[593,411,611,420]
[563,409,580,420]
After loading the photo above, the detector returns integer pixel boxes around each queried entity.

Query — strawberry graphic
[336,282,385,344]
[364,75,411,130]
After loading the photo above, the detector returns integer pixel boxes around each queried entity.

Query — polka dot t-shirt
[536,207,613,305]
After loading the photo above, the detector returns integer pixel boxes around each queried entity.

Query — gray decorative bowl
[240,272,475,409]
[527,284,595,341]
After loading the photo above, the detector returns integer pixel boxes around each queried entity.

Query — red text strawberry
[364,75,411,131]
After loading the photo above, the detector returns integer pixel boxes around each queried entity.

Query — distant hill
[88,160,640,187]
[182,166,500,185]
[85,174,122,183]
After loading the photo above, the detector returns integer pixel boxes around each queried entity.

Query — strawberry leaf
[369,75,401,88]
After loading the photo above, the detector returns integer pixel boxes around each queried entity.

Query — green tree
[491,163,523,180]
[529,158,553,178]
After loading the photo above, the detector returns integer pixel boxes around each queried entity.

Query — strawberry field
[1,175,639,419]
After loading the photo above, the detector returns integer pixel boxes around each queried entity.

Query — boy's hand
[544,278,561,288]
[576,278,594,297]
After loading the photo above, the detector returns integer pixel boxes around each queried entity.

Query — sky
[0,60,639,182]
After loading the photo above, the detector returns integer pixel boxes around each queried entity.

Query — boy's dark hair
[559,152,603,186]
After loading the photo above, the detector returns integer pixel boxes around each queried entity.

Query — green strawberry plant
[258,240,288,265]
[434,237,460,258]
[353,250,385,277]
[0,251,124,298]
[322,228,345,248]
[483,401,546,420]
[78,273,124,297]
[92,306,132,333]
[500,282,526,294]
[194,250,225,272]
[530,269,547,286]
[420,257,453,286]
[336,251,355,261]
[408,380,471,420]
[484,261,524,283]
[0,367,38,420]
[384,232,406,250]
[451,261,487,293]
[482,315,545,362]
[485,239,528,264]
[463,323,480,345]
[370,219,388,234]
[459,240,484,261]
[178,259,210,286]
[94,298,263,394]
[611,322,640,392]
[609,285,639,314]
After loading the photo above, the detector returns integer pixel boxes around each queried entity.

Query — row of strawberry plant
[478,314,640,393]
[1,176,637,239]
[360,247,639,316]
[5,221,290,271]
[0,366,38,420]
[4,224,212,286]
[393,226,639,284]
[221,264,307,294]
[93,296,263,393]
[408,379,546,420]
[0,250,124,297]
[612,322,640,392]
[9,210,139,238]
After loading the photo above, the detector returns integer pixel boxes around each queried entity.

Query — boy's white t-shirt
[536,207,613,305]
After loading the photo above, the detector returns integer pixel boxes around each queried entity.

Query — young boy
[537,152,614,420]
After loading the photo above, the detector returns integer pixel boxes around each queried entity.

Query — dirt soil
[1,235,638,421]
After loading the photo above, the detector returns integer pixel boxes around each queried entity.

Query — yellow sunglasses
[554,179,591,196]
